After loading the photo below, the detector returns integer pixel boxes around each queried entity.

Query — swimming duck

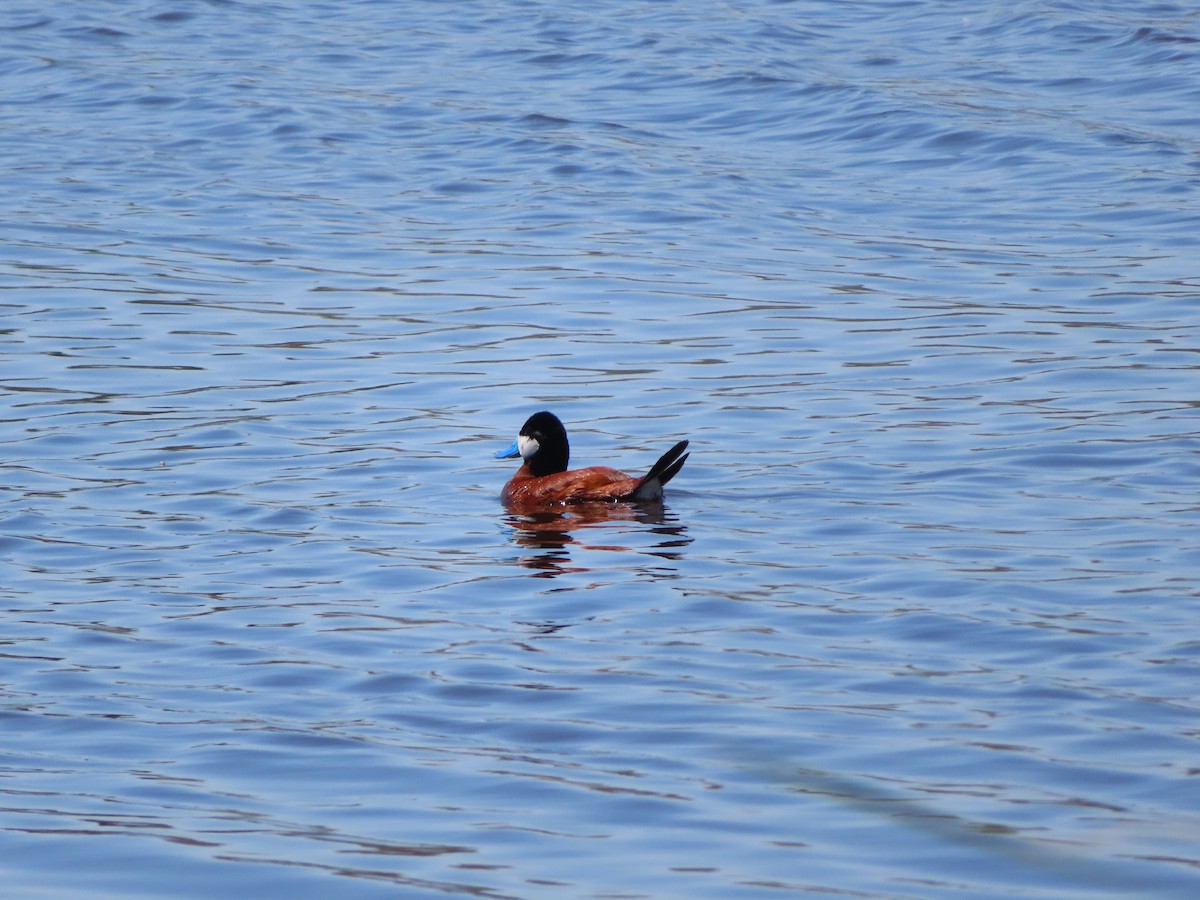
[495,411,689,507]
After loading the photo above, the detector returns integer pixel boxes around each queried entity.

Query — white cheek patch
[518,434,539,460]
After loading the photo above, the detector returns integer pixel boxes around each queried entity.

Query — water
[2,1,1199,897]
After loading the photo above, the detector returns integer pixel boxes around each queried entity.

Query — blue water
[3,1,1200,897]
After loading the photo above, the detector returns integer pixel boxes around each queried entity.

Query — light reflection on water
[2,0,1200,898]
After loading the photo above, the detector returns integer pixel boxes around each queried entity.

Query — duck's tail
[630,440,690,501]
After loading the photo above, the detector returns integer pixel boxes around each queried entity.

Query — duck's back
[502,465,638,506]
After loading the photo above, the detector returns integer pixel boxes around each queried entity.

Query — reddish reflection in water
[502,501,691,576]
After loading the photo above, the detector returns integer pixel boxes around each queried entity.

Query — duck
[495,411,689,507]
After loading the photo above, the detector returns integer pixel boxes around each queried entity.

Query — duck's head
[495,410,569,476]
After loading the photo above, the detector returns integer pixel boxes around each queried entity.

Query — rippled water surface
[3,1,1200,897]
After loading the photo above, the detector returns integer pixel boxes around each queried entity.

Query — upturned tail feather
[631,440,690,501]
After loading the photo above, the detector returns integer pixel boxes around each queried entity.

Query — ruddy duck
[495,411,689,507]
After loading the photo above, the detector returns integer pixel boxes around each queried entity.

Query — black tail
[631,440,690,501]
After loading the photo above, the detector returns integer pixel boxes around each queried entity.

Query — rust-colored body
[501,465,644,506]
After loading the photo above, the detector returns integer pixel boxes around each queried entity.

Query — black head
[496,410,569,476]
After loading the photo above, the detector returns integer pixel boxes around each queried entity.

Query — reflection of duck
[504,504,692,576]
[495,411,689,510]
